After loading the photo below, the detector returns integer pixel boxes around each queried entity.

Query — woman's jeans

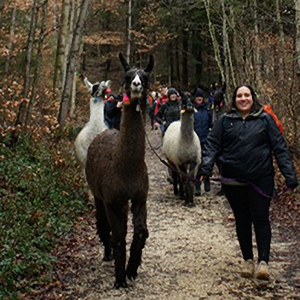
[223,175,274,263]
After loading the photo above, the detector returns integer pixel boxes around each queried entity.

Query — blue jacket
[194,103,212,143]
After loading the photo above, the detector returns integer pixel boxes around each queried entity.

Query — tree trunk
[221,0,229,87]
[14,0,39,129]
[126,0,132,64]
[0,0,4,32]
[182,28,189,89]
[52,0,59,37]
[295,0,300,78]
[68,0,77,118]
[24,0,39,99]
[253,0,262,90]
[58,0,90,128]
[175,36,180,84]
[53,0,70,93]
[276,0,286,81]
[229,5,242,83]
[223,1,236,90]
[4,6,17,76]
[169,41,174,85]
[26,0,48,125]
[204,0,225,83]
[192,29,202,86]
[70,28,85,118]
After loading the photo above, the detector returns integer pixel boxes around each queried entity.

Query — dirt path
[42,128,300,300]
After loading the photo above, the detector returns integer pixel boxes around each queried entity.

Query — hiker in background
[199,84,298,281]
[148,91,158,130]
[155,87,181,136]
[155,87,181,183]
[104,94,117,129]
[154,87,168,133]
[105,94,123,130]
[193,87,212,196]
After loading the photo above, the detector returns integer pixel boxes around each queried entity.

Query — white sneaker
[241,259,254,278]
[256,261,270,280]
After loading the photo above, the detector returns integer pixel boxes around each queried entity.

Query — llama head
[180,92,194,114]
[119,53,154,103]
[84,77,111,99]
[210,82,226,107]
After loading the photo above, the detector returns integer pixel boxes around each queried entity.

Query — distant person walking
[193,88,212,196]
[155,88,181,136]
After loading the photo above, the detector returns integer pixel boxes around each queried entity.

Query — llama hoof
[103,253,113,262]
[194,190,201,196]
[114,280,128,289]
[185,202,195,208]
[167,176,174,184]
[126,268,138,280]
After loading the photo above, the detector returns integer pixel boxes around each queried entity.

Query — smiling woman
[200,83,298,281]
[230,84,262,118]
[235,86,254,118]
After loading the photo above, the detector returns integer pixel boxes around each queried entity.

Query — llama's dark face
[181,92,194,113]
[119,53,154,102]
[211,83,226,107]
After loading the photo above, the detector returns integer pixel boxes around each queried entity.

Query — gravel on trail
[41,127,300,300]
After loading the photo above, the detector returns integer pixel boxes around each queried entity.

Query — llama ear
[84,77,93,93]
[99,81,105,90]
[105,80,111,88]
[119,53,130,72]
[144,55,154,73]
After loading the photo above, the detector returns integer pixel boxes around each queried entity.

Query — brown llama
[85,53,154,289]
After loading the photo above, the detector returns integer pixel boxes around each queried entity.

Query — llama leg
[94,197,112,261]
[168,160,178,196]
[185,163,197,207]
[127,195,148,280]
[178,165,187,200]
[172,170,179,196]
[105,202,128,289]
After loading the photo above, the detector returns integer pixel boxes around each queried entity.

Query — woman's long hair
[231,84,263,113]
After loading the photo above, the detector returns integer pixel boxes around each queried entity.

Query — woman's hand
[200,175,207,182]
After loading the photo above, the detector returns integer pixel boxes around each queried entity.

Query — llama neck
[180,112,194,142]
[116,104,145,170]
[89,97,104,129]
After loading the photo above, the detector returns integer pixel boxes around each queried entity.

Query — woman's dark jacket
[194,103,212,143]
[104,101,122,130]
[155,100,181,132]
[200,108,298,188]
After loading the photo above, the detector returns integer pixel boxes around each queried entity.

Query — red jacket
[154,95,168,116]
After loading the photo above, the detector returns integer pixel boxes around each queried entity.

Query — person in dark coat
[199,84,298,281]
[104,94,116,129]
[155,87,181,136]
[193,88,212,195]
[155,87,181,183]
[105,94,123,130]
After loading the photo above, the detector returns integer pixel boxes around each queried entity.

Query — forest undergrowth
[0,132,90,299]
